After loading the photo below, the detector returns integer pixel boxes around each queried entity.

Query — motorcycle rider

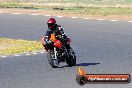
[43,18,71,52]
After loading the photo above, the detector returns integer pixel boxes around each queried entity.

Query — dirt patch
[0,8,132,21]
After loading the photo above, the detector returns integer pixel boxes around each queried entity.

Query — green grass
[0,2,132,15]
[0,38,43,55]
[64,7,132,15]
[0,3,49,9]
[1,0,132,5]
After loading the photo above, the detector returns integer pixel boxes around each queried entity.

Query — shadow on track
[75,63,100,66]
[58,63,100,68]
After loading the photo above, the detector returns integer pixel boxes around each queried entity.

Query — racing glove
[47,40,53,45]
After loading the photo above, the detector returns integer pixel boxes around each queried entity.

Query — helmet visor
[47,23,54,28]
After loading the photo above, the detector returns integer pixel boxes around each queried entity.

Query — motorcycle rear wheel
[66,48,76,66]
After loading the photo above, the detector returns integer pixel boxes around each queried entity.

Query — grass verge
[0,3,48,9]
[0,2,132,16]
[64,7,132,16]
[0,38,43,55]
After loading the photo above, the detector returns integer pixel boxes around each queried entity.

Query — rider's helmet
[47,18,56,30]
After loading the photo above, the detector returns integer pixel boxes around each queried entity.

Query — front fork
[54,47,57,59]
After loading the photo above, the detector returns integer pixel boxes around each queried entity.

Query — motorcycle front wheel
[47,49,59,68]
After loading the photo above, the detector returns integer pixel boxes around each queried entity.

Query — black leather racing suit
[44,24,71,51]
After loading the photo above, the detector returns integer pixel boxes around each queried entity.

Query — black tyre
[66,49,76,66]
[76,75,87,85]
[47,50,59,68]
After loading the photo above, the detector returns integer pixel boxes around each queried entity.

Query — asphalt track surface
[0,13,132,88]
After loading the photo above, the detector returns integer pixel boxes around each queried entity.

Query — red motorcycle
[41,33,76,68]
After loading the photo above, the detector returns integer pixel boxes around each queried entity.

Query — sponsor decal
[76,67,131,85]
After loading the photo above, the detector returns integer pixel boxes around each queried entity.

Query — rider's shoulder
[46,29,51,34]
[47,28,51,31]
[57,25,63,30]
